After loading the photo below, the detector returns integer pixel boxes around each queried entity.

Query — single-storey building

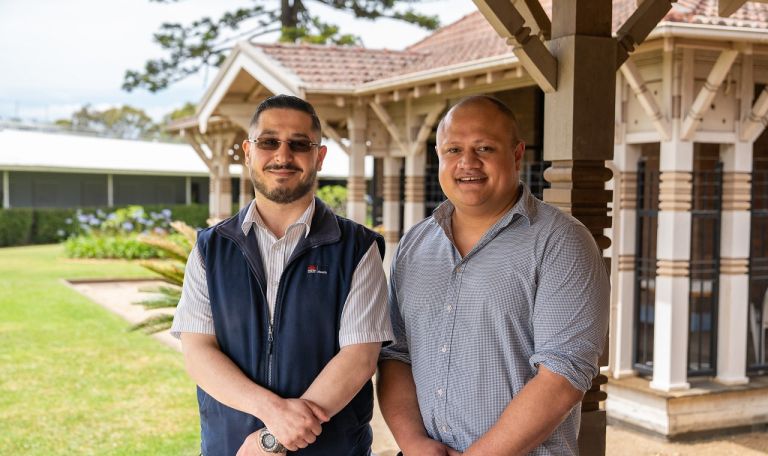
[0,125,369,210]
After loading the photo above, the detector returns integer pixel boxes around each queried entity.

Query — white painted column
[651,134,693,392]
[239,165,253,209]
[107,174,114,208]
[185,176,192,205]
[2,170,9,209]
[217,157,232,220]
[347,106,368,224]
[610,143,642,378]
[403,152,426,231]
[382,156,402,272]
[209,172,218,220]
[716,141,752,385]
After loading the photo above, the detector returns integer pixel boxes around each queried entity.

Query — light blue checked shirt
[381,184,609,454]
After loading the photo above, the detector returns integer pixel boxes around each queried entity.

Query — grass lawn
[0,244,200,455]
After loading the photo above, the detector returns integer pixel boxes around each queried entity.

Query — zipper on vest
[267,322,274,386]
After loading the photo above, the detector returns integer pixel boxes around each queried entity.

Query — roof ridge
[252,40,421,55]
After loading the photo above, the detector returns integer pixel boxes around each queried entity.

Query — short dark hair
[249,94,322,135]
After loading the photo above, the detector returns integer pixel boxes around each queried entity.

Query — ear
[242,139,252,166]
[315,145,328,171]
[514,141,526,171]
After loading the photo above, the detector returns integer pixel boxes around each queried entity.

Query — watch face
[261,432,276,449]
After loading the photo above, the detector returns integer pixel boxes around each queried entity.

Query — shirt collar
[241,197,315,238]
[433,182,538,234]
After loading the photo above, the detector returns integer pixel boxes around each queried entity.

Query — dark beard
[250,167,317,204]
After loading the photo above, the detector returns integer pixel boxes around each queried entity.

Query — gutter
[648,21,768,43]
[353,53,520,95]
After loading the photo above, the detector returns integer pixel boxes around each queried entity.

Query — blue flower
[122,222,134,231]
[107,213,117,221]
[89,218,100,226]
[161,209,172,218]
[77,214,88,223]
[65,218,72,225]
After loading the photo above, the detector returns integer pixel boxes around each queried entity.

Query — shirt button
[441,425,450,433]
[446,305,453,312]
[440,344,448,353]
[437,388,444,396]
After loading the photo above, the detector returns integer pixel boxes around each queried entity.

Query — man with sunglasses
[171,95,393,455]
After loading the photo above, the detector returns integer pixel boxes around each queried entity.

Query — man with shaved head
[378,95,609,455]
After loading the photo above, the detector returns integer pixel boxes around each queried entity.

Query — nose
[273,141,294,164]
[458,149,481,169]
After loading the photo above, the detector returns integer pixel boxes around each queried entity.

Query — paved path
[72,279,768,456]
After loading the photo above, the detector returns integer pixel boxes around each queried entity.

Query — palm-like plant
[132,221,197,333]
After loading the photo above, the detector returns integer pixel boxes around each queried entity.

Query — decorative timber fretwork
[659,171,693,211]
[720,257,749,275]
[722,172,751,211]
[543,160,614,249]
[620,60,671,141]
[319,119,350,155]
[368,101,446,156]
[740,86,768,142]
[680,50,740,140]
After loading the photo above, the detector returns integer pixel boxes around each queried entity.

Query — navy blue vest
[195,198,384,456]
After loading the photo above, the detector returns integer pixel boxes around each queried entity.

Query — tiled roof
[255,43,424,88]
[403,11,511,72]
[254,0,768,91]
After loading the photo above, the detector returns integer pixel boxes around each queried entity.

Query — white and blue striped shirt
[172,198,394,348]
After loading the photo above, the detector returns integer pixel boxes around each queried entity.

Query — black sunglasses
[247,138,319,153]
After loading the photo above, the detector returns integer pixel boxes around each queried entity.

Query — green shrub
[146,204,209,229]
[31,208,80,244]
[0,209,33,247]
[0,204,210,248]
[317,185,347,217]
[64,234,161,259]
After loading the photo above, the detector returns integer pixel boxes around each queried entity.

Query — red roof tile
[254,0,768,91]
[255,43,424,88]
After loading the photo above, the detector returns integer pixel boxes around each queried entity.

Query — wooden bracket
[473,0,557,92]
[616,0,674,68]
[719,0,746,17]
[410,102,447,155]
[681,49,739,140]
[740,86,768,142]
[319,119,350,155]
[369,101,409,155]
[620,59,671,141]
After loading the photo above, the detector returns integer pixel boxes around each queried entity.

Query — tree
[123,0,439,93]
[56,105,160,140]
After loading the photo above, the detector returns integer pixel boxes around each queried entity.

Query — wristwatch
[258,427,286,453]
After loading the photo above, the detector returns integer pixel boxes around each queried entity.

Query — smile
[456,176,486,182]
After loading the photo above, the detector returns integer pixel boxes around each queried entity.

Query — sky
[0,0,478,123]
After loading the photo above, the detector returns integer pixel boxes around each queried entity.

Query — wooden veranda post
[473,0,675,453]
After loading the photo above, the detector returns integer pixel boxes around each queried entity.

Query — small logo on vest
[307,265,327,274]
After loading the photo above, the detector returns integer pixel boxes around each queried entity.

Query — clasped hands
[237,397,329,455]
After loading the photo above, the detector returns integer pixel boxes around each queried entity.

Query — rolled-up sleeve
[338,242,394,347]
[528,224,610,392]
[379,248,411,364]
[170,246,215,339]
